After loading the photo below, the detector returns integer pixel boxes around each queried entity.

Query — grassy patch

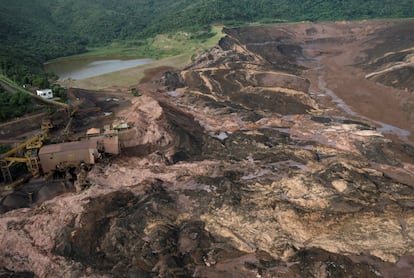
[54,25,224,89]
[65,25,223,60]
[68,54,191,90]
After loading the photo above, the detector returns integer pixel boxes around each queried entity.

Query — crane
[0,120,52,186]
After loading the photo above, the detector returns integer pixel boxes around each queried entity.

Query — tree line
[0,0,413,86]
[0,86,34,121]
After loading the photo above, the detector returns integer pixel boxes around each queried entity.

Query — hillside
[0,0,413,84]
[2,20,414,277]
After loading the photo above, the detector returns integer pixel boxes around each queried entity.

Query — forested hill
[1,0,413,84]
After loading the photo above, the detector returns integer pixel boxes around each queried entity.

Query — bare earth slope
[1,20,414,277]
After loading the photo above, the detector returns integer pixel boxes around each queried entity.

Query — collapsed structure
[0,120,128,189]
[38,140,99,174]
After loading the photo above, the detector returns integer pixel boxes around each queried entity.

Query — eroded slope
[1,20,414,277]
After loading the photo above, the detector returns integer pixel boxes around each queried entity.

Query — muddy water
[303,52,412,141]
[44,57,154,80]
[317,76,411,139]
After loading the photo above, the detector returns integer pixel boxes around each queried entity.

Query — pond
[44,57,154,80]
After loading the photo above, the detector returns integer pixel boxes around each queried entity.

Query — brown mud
[1,20,414,277]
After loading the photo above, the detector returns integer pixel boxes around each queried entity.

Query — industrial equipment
[0,120,52,185]
[1,112,124,191]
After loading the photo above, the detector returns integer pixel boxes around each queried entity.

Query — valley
[1,19,414,277]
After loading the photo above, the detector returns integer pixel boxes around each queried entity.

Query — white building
[36,89,53,99]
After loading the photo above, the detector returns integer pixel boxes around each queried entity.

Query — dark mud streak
[0,268,34,278]
[52,182,255,277]
[63,21,414,277]
[4,21,414,277]
[158,101,205,163]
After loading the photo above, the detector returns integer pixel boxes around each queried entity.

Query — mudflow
[2,20,414,277]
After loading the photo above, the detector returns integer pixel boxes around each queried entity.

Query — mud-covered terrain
[2,20,414,277]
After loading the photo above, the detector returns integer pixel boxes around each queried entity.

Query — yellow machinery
[0,119,52,185]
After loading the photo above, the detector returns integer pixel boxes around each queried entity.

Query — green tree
[32,76,50,88]
[0,91,34,121]
[52,84,67,101]
[130,87,141,97]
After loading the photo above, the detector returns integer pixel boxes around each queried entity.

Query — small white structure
[36,89,53,99]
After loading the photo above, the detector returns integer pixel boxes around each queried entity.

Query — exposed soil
[296,21,414,142]
[140,66,176,84]
[1,19,414,277]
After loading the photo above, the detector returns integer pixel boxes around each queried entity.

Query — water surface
[44,58,154,80]
[317,76,411,138]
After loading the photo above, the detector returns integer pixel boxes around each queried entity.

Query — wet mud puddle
[313,67,411,140]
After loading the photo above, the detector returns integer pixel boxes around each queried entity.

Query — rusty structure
[38,140,100,175]
[0,120,126,188]
[0,119,53,184]
[86,127,120,155]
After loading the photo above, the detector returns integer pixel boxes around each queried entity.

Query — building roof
[39,140,97,155]
[113,120,129,130]
[86,128,101,136]
[36,89,52,94]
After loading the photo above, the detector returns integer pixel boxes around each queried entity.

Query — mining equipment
[0,82,127,191]
[0,118,124,192]
[0,77,124,194]
[0,119,53,186]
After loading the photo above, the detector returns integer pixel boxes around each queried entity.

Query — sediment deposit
[1,20,414,277]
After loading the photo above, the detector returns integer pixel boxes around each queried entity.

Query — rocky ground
[1,20,414,277]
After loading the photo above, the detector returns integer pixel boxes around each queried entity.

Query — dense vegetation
[0,0,413,85]
[0,86,34,121]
